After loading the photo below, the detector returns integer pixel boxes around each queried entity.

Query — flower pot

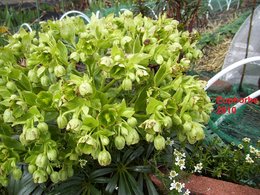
[185,174,260,195]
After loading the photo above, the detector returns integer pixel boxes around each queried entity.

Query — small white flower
[174,149,183,158]
[166,137,174,146]
[79,159,87,168]
[169,180,176,191]
[238,144,243,149]
[249,145,256,154]
[169,170,178,180]
[242,137,251,143]
[184,189,191,195]
[194,162,203,173]
[176,159,186,170]
[245,154,254,164]
[175,182,185,192]
[256,150,260,158]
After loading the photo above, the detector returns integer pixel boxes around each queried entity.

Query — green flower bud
[196,127,205,141]
[46,165,52,175]
[47,149,57,161]
[98,150,111,166]
[33,38,39,44]
[79,82,93,96]
[1,178,8,187]
[145,133,154,142]
[37,122,48,132]
[178,132,186,142]
[100,56,113,67]
[67,166,74,177]
[183,113,192,122]
[50,171,59,183]
[25,127,39,141]
[69,153,78,161]
[28,69,39,83]
[115,135,125,150]
[172,114,182,125]
[122,78,132,91]
[154,135,165,150]
[201,111,210,123]
[59,169,68,181]
[164,25,173,31]
[13,168,22,180]
[33,169,48,183]
[187,128,197,144]
[100,135,109,146]
[54,65,66,77]
[40,75,50,86]
[66,118,82,131]
[57,115,67,129]
[19,133,28,145]
[6,81,16,91]
[28,164,36,174]
[155,55,164,64]
[183,122,192,133]
[163,116,172,128]
[0,78,5,85]
[125,128,139,145]
[70,52,80,62]
[121,36,132,45]
[35,154,49,168]
[127,117,137,127]
[120,126,129,136]
[3,109,15,123]
[114,55,121,62]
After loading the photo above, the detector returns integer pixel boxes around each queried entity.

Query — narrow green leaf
[127,165,152,173]
[89,168,115,179]
[125,146,144,165]
[125,172,144,195]
[105,173,119,194]
[145,174,159,195]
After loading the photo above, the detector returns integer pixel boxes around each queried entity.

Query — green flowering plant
[0,10,212,189]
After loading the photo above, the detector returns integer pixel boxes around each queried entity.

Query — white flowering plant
[0,11,213,194]
[185,137,260,188]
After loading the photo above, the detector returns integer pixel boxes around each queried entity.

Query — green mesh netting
[189,70,260,146]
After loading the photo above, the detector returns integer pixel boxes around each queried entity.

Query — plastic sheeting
[222,5,260,86]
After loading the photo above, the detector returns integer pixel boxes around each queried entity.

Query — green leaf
[127,165,152,173]
[119,172,132,195]
[36,91,53,109]
[82,115,99,128]
[125,171,144,195]
[57,40,68,65]
[19,73,32,91]
[133,36,142,53]
[134,87,147,113]
[146,97,164,115]
[105,173,119,194]
[144,174,159,195]
[22,91,37,106]
[125,146,144,165]
[0,86,11,98]
[0,134,25,151]
[89,168,115,179]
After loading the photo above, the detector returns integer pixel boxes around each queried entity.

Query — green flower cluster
[0,11,212,185]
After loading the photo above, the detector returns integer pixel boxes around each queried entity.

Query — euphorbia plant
[0,10,212,186]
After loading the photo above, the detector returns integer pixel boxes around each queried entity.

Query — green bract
[0,11,213,185]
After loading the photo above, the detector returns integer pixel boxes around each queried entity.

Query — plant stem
[102,79,116,92]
